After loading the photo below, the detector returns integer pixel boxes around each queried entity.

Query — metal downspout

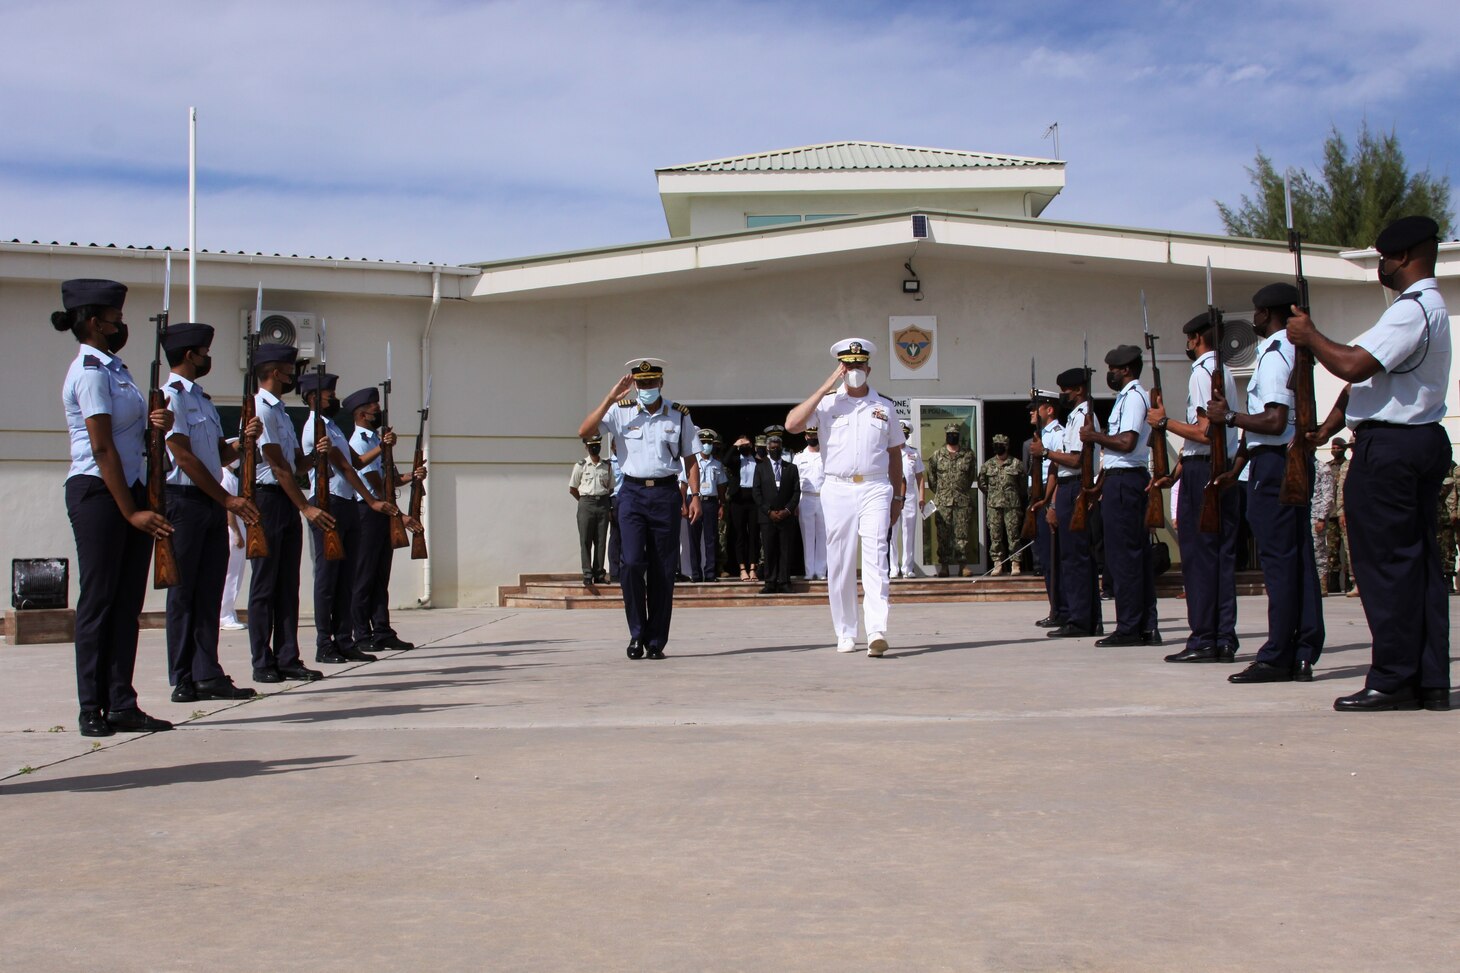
[418,271,441,607]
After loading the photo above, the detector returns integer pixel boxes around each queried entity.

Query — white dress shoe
[867,633,889,657]
[836,637,857,653]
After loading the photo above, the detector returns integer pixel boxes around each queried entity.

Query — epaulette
[82,355,101,369]
[673,402,691,416]
[168,380,185,392]
[201,391,211,400]
[617,397,634,408]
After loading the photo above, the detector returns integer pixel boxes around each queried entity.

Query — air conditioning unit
[1219,317,1261,372]
[239,310,318,369]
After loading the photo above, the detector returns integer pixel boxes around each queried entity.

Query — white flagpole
[188,106,197,320]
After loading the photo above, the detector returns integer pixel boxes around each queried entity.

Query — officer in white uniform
[794,426,827,580]
[891,420,926,577]
[787,338,906,656]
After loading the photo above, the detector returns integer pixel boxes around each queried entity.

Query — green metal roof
[658,141,1062,173]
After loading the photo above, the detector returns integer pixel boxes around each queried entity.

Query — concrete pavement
[2,597,1456,972]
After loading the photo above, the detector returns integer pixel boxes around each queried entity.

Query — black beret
[254,344,298,366]
[1251,282,1301,310]
[62,278,126,311]
[341,387,380,415]
[1374,215,1439,255]
[296,371,338,395]
[1104,344,1141,368]
[1056,367,1091,389]
[1182,312,1213,335]
[161,322,214,354]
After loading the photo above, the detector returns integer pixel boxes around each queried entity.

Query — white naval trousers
[798,492,827,579]
[220,534,245,625]
[822,475,893,640]
[889,494,918,574]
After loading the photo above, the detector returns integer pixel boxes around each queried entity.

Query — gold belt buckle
[852,474,865,484]
[645,478,655,487]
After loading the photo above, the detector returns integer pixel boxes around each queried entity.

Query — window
[746,214,853,228]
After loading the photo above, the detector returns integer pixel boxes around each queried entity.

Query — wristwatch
[1155,418,1169,432]
[893,495,906,502]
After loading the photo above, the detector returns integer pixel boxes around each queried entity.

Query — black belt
[165,484,210,499]
[1357,420,1437,432]
[578,494,612,501]
[623,474,677,488]
[1247,444,1286,457]
[1102,468,1148,477]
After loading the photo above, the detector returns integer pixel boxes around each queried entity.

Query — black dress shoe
[106,708,174,732]
[758,584,777,595]
[593,572,608,584]
[645,645,666,660]
[195,676,258,700]
[1228,661,1294,683]
[582,573,594,585]
[1165,645,1218,663]
[1420,688,1451,712]
[79,710,115,737]
[1333,687,1421,712]
[1214,644,1237,663]
[316,648,351,664]
[1143,630,1164,646]
[374,635,415,651]
[337,645,378,662]
[1047,624,1093,638]
[171,679,199,703]
[253,666,284,683]
[1094,632,1145,647]
[1293,661,1314,682]
[626,639,644,660]
[1035,615,1068,628]
[277,663,323,681]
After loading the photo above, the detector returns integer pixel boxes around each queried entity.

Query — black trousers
[1346,423,1451,692]
[164,486,229,686]
[577,495,612,576]
[1035,506,1060,617]
[728,495,758,570]
[759,514,796,587]
[1103,470,1157,636]
[688,497,719,580]
[1054,480,1101,631]
[247,486,304,671]
[65,476,149,713]
[608,496,622,582]
[310,496,359,653]
[1244,448,1324,668]
[617,479,680,649]
[352,503,398,642]
[1176,456,1239,651]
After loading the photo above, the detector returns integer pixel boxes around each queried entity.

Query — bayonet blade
[162,252,172,314]
[386,341,392,383]
[1140,290,1150,336]
[1082,333,1088,375]
[1029,355,1035,394]
[1284,173,1294,231]
[253,283,263,335]
[319,317,327,365]
[1205,258,1214,307]
[422,375,432,412]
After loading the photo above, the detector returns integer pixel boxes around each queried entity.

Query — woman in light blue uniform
[55,279,175,737]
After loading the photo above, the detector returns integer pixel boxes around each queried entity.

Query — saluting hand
[609,373,634,400]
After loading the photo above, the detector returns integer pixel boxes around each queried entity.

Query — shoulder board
[168,380,185,392]
[673,402,690,416]
[201,391,211,400]
[82,355,101,369]
[617,397,634,408]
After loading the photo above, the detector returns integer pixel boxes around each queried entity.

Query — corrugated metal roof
[2,239,466,268]
[659,141,1061,173]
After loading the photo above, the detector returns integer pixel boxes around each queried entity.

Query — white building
[3,141,1456,610]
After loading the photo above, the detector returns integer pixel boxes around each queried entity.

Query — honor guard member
[1044,367,1103,638]
[1287,215,1452,712]
[1148,312,1240,663]
[786,338,906,656]
[689,428,728,582]
[300,373,400,665]
[580,358,701,660]
[160,322,262,702]
[1026,390,1065,627]
[977,434,1024,576]
[1078,345,1159,645]
[55,279,176,736]
[1207,284,1325,683]
[569,433,615,585]
[794,426,828,580]
[725,434,760,581]
[926,422,978,576]
[891,421,926,578]
[345,386,423,650]
[753,428,801,594]
[248,344,326,684]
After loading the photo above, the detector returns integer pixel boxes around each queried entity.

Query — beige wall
[686,190,1036,236]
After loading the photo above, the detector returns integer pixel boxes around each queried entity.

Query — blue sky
[2,0,1455,265]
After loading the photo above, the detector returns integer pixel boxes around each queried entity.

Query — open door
[909,398,985,574]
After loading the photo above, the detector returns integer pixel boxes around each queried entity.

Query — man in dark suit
[753,430,801,594]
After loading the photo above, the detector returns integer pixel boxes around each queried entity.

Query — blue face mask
[700,442,713,456]
[637,387,661,407]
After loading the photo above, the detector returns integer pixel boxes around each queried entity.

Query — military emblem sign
[889,316,938,380]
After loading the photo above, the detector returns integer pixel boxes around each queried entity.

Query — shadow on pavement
[199,702,483,725]
[895,636,1051,657]
[0,754,354,794]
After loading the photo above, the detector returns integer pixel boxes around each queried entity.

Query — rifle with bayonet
[1141,290,1170,528]
[147,253,181,588]
[1022,357,1040,540]
[1069,335,1098,532]
[1280,173,1317,506]
[312,317,346,561]
[1199,259,1228,534]
[409,376,431,560]
[380,342,410,549]
[240,284,269,558]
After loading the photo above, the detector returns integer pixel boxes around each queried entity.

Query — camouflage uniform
[1310,456,1338,593]
[1333,455,1352,591]
[977,436,1024,574]
[926,428,977,571]
[1439,461,1459,591]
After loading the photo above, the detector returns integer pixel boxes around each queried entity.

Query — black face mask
[769,447,782,459]
[279,379,296,395]
[587,444,601,456]
[738,445,753,456]
[945,432,960,445]
[755,447,768,459]
[1185,346,1198,362]
[805,436,818,447]
[320,401,340,418]
[106,321,129,354]
[193,354,212,378]
[1378,259,1399,291]
[994,444,1007,455]
[1105,370,1124,392]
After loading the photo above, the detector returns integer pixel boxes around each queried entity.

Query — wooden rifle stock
[1069,404,1096,532]
[312,402,346,562]
[239,390,269,559]
[408,441,427,560]
[1280,243,1316,505]
[1145,393,1170,529]
[378,388,410,549]
[147,383,180,588]
[1199,308,1227,534]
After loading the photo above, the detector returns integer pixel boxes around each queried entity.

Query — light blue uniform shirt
[303,412,357,500]
[350,426,384,500]
[254,388,299,486]
[1101,379,1151,470]
[1039,419,1064,481]
[1059,400,1101,478]
[599,398,698,479]
[1348,279,1452,426]
[696,454,726,496]
[63,346,149,485]
[1183,351,1240,458]
[163,372,224,485]
[1245,330,1296,448]
[610,455,623,496]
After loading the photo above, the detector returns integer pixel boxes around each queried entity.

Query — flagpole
[188,106,197,320]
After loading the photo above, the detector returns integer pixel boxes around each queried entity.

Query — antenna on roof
[1042,122,1060,160]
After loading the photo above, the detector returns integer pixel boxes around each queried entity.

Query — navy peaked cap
[254,344,298,366]
[296,371,338,395]
[342,387,379,414]
[161,322,214,353]
[62,278,127,311]
[1251,282,1301,309]
[1374,215,1439,254]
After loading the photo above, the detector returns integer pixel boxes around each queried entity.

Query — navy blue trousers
[1054,479,1101,632]
[688,497,720,580]
[65,476,149,713]
[1177,457,1239,651]
[1346,424,1451,693]
[617,479,682,648]
[352,503,398,642]
[164,487,229,686]
[310,495,359,653]
[1103,470,1158,636]
[1035,506,1060,618]
[1244,448,1324,668]
[247,486,304,671]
